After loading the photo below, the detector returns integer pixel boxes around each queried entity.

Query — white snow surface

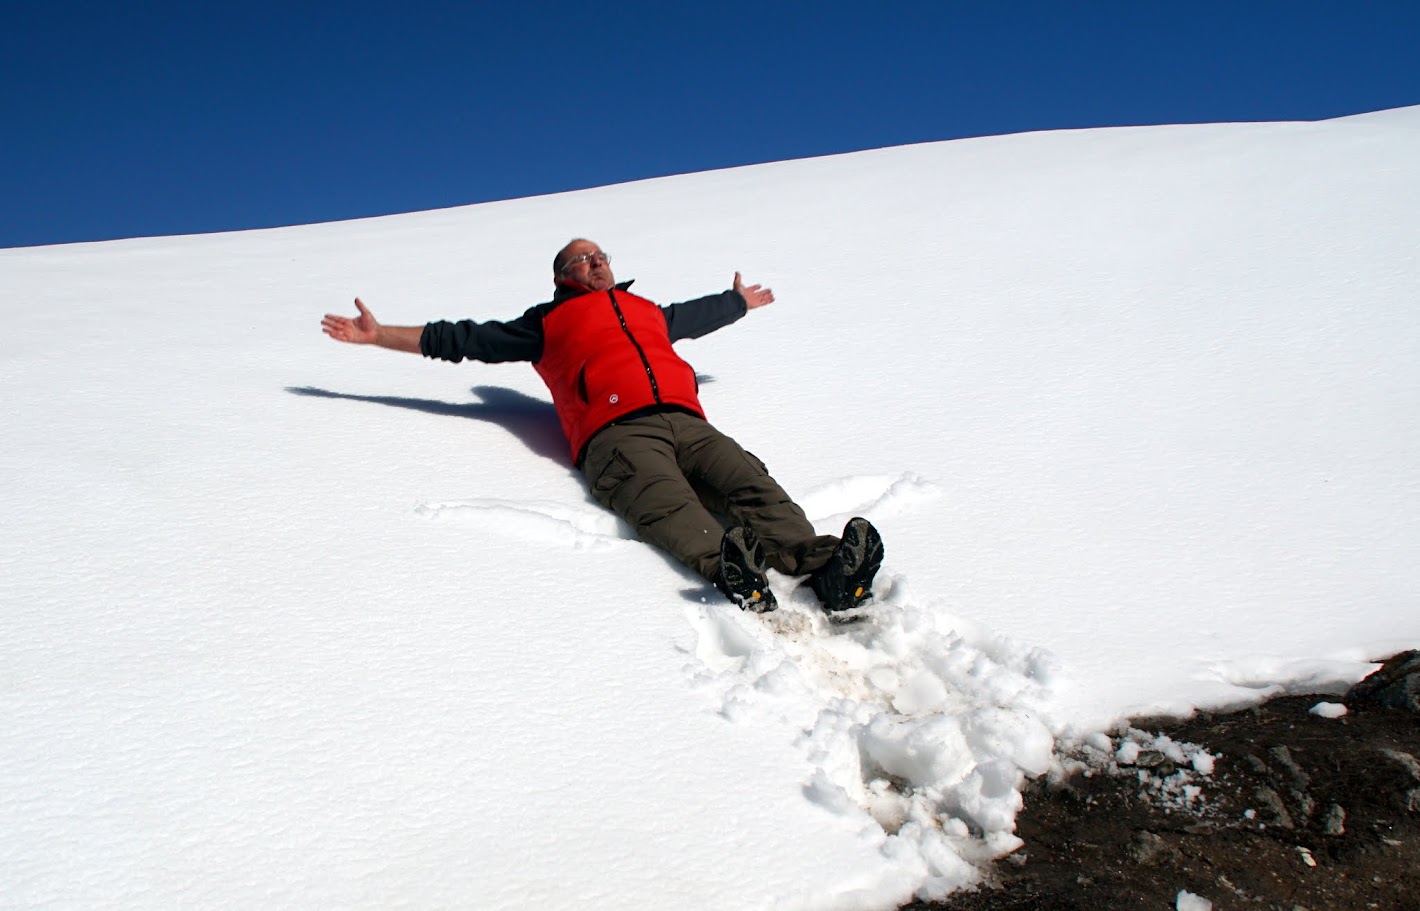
[4,108,1419,909]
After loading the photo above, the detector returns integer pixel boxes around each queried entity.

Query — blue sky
[4,0,1417,249]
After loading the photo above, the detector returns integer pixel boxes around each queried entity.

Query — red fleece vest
[534,288,705,462]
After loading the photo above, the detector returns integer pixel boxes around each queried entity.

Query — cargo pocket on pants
[743,450,770,476]
[589,449,636,509]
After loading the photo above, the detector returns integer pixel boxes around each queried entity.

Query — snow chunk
[1176,889,1213,911]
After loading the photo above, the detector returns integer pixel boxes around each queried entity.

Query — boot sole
[817,517,884,612]
[719,527,778,612]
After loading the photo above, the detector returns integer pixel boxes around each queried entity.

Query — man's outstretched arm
[321,298,423,353]
[663,272,775,342]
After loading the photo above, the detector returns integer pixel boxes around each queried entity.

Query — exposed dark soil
[907,691,1420,911]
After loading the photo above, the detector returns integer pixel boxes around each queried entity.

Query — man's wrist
[375,325,424,353]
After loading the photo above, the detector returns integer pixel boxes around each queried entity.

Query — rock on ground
[907,691,1420,911]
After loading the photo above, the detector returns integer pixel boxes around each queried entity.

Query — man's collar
[552,278,634,303]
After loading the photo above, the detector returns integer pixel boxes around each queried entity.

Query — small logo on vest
[609,393,619,404]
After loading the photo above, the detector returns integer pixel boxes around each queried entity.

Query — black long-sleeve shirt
[420,280,747,365]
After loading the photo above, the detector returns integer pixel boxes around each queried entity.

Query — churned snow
[3,105,1418,909]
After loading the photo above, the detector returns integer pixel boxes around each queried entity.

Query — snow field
[3,106,1419,908]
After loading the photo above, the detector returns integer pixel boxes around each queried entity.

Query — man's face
[557,240,615,291]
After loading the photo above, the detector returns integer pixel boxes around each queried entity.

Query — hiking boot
[809,517,884,612]
[715,526,777,612]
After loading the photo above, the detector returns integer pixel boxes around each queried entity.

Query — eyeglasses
[560,251,610,273]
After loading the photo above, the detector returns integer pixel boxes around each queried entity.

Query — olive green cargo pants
[581,411,839,582]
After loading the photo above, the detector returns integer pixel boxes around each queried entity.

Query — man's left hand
[734,272,775,310]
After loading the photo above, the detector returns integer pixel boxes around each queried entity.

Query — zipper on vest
[607,289,662,402]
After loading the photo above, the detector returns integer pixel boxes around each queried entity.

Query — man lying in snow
[321,238,883,613]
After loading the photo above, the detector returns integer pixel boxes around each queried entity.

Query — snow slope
[3,107,1418,909]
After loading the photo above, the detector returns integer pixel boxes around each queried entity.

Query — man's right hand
[321,299,424,353]
[322,298,381,345]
